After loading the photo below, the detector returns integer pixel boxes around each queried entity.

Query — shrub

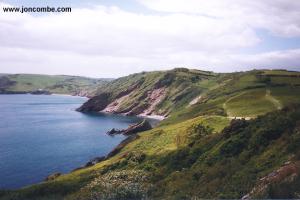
[220,135,247,156]
[187,123,213,142]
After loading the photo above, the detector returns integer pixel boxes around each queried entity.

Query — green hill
[0,74,110,97]
[1,69,300,200]
[78,69,300,120]
[77,68,217,116]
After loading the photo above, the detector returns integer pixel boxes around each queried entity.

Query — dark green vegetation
[0,74,110,96]
[1,69,300,200]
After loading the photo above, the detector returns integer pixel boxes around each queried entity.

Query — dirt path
[265,89,282,110]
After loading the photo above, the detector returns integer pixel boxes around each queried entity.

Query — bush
[220,135,246,156]
[187,123,213,142]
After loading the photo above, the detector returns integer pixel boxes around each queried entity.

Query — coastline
[0,92,89,99]
[51,93,88,98]
[100,110,166,121]
[138,114,166,121]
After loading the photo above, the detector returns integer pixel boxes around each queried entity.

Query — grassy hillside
[1,69,300,200]
[0,74,110,96]
[161,69,300,125]
[1,106,300,200]
[77,68,218,116]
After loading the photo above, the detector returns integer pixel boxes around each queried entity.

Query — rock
[76,92,111,112]
[242,194,250,200]
[45,172,61,181]
[106,120,152,136]
[84,161,94,167]
[106,128,123,135]
[123,120,152,135]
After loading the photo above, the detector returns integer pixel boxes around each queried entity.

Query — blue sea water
[0,94,141,189]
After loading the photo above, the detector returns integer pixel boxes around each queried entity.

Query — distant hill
[0,74,111,97]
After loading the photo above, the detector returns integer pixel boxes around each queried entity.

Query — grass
[262,69,300,76]
[270,86,300,106]
[224,88,277,117]
[119,115,230,157]
[1,74,108,95]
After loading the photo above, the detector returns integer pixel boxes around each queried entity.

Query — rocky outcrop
[242,161,300,199]
[123,120,152,135]
[138,88,166,116]
[76,92,111,112]
[106,120,152,136]
[103,93,131,113]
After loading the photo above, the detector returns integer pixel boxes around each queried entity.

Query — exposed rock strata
[76,93,111,112]
[242,161,300,199]
[106,120,152,136]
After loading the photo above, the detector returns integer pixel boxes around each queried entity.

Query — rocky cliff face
[77,68,214,117]
[106,120,152,136]
[76,93,111,112]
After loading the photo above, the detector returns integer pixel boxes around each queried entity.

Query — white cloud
[0,2,299,78]
[138,0,300,37]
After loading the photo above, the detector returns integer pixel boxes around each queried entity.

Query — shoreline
[138,114,166,121]
[100,110,166,121]
[71,112,162,173]
[51,93,88,98]
[0,92,89,98]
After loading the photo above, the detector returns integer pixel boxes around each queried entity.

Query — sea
[0,94,142,189]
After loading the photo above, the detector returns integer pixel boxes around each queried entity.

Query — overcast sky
[0,0,300,78]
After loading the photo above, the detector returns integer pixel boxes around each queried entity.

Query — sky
[0,0,300,78]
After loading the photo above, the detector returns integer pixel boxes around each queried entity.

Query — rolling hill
[78,68,300,120]
[1,68,300,200]
[0,74,110,97]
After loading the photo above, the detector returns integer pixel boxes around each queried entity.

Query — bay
[0,94,141,189]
